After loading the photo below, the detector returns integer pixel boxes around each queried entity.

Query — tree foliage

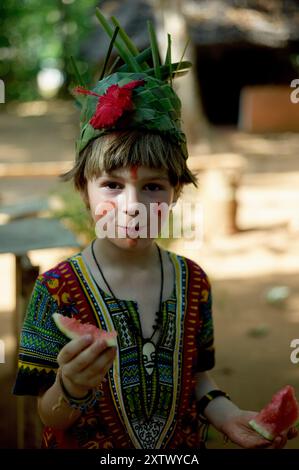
[0,0,99,102]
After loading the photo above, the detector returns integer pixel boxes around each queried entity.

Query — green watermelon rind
[249,419,274,441]
[52,313,117,347]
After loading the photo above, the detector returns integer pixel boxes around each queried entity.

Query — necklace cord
[91,240,164,341]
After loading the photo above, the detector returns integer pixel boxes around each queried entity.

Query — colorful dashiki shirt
[13,247,215,449]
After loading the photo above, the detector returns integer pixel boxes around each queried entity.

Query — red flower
[75,80,144,129]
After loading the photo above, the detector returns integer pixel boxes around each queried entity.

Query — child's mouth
[118,223,146,236]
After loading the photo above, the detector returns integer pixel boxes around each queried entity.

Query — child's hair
[62,130,198,209]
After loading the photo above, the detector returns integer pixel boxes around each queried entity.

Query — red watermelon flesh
[53,313,117,347]
[249,385,299,440]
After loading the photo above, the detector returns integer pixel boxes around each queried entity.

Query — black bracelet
[59,369,92,402]
[196,389,231,418]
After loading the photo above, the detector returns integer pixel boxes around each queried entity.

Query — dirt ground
[1,101,299,449]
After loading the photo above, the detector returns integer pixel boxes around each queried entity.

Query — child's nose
[125,202,140,217]
[124,187,143,218]
[125,186,141,208]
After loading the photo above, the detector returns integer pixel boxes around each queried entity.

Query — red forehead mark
[130,165,138,180]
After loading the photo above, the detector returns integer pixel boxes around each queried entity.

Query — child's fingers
[81,347,117,381]
[271,427,298,448]
[77,349,117,389]
[62,342,116,391]
[63,338,114,375]
[272,435,287,449]
[253,440,273,449]
[266,428,297,449]
[287,427,298,440]
[57,335,93,366]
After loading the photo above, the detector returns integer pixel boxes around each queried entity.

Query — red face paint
[130,165,138,180]
[94,200,116,222]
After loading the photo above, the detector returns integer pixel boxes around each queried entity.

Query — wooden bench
[0,199,50,224]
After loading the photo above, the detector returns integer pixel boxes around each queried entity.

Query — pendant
[142,340,156,376]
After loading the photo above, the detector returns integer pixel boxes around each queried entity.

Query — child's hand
[57,335,117,398]
[221,410,298,449]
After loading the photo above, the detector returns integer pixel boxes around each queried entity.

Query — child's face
[87,165,178,250]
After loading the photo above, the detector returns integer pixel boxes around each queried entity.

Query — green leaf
[136,88,156,101]
[110,17,149,71]
[175,37,190,76]
[134,108,156,122]
[147,20,161,79]
[118,48,152,72]
[111,17,139,56]
[165,34,172,87]
[145,61,192,80]
[95,8,141,73]
[99,25,120,80]
[106,56,121,75]
[69,56,86,87]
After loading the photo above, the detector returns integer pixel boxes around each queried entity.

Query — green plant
[49,182,94,244]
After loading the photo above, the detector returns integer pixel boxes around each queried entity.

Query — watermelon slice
[249,385,299,440]
[52,313,117,347]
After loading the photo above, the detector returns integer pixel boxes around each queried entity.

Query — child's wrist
[52,368,104,414]
[196,390,240,432]
[196,390,231,418]
[58,368,90,399]
[206,399,241,433]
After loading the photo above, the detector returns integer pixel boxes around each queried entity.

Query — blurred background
[1,0,299,449]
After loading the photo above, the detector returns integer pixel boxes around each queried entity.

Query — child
[13,11,296,449]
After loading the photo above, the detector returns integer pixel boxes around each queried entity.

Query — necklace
[91,240,164,376]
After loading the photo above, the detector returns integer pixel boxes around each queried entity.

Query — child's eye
[144,183,164,191]
[102,181,123,190]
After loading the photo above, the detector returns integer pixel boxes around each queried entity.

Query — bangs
[83,130,197,187]
[61,130,198,199]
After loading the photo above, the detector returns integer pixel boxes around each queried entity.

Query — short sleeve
[13,276,68,396]
[195,275,215,372]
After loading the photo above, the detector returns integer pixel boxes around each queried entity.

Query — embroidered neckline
[81,247,177,306]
